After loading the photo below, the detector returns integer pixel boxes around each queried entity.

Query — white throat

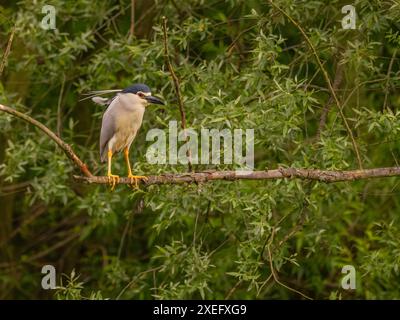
[118,92,147,111]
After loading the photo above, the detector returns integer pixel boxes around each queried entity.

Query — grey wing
[100,108,116,162]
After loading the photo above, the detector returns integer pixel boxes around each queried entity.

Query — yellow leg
[107,150,119,190]
[124,147,148,188]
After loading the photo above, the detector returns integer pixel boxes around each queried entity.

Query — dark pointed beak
[145,95,165,105]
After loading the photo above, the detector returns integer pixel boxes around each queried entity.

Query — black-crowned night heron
[90,83,164,189]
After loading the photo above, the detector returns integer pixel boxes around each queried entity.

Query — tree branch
[0,104,93,177]
[73,167,400,186]
[2,104,400,188]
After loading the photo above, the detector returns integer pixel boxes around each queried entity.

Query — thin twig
[0,181,31,194]
[130,0,135,36]
[0,25,16,77]
[277,183,313,247]
[269,1,363,169]
[225,280,243,299]
[27,232,80,262]
[383,48,397,111]
[316,61,344,139]
[257,273,273,297]
[266,229,312,300]
[342,76,400,111]
[117,214,133,259]
[116,267,163,299]
[162,16,193,171]
[57,74,66,137]
[0,104,92,177]
[0,203,47,247]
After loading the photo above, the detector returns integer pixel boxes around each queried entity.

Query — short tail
[100,147,108,163]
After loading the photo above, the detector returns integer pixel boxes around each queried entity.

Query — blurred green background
[1,0,400,299]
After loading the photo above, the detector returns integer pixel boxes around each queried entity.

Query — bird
[89,83,164,189]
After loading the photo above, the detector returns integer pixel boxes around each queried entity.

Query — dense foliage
[1,0,400,299]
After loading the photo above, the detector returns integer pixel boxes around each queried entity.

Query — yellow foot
[107,174,120,191]
[127,174,148,189]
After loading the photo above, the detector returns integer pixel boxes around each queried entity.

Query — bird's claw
[127,175,148,189]
[107,174,120,191]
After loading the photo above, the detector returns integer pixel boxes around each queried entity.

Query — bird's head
[122,83,164,107]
